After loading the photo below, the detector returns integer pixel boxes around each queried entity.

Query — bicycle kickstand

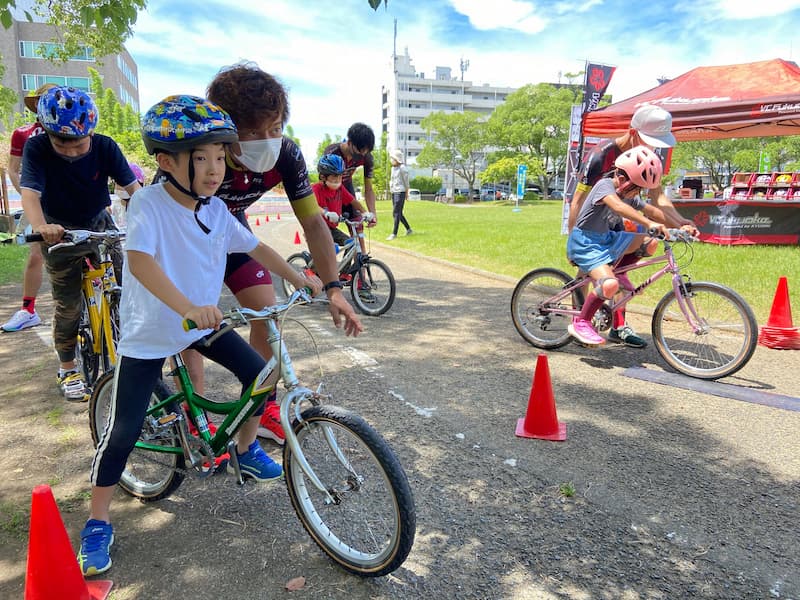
[226,439,245,485]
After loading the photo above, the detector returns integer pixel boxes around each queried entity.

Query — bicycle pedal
[157,413,180,426]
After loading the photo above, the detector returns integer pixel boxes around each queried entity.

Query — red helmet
[614,146,663,189]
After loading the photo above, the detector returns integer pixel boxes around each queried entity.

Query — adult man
[1,84,57,332]
[324,122,378,223]
[567,105,696,348]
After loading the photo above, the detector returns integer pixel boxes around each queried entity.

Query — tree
[410,176,442,194]
[487,83,575,197]
[87,67,152,173]
[481,155,543,190]
[0,0,145,61]
[416,111,487,197]
[670,139,754,188]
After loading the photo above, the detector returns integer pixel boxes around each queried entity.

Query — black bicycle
[282,216,396,316]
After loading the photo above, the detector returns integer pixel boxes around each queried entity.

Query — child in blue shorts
[566,146,670,346]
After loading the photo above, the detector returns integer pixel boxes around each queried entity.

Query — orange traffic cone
[255,218,261,226]
[758,276,800,349]
[265,214,269,222]
[25,485,112,600]
[276,213,281,220]
[293,231,302,245]
[515,354,567,441]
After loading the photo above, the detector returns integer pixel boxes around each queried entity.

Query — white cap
[630,105,676,148]
[389,148,404,163]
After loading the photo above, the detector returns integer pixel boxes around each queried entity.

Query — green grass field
[371,199,796,322]
[1,199,794,322]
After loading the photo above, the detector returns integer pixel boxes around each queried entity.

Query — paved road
[1,215,797,599]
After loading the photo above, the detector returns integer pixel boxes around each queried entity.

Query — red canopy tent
[582,58,800,141]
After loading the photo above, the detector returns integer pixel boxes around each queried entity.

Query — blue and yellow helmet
[141,95,238,155]
[37,86,98,138]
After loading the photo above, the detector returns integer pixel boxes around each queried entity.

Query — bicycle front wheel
[281,252,313,298]
[89,372,185,500]
[284,405,415,577]
[77,301,100,387]
[651,281,758,380]
[511,268,583,349]
[350,258,396,316]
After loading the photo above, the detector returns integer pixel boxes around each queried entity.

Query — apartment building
[0,14,140,120]
[381,48,516,171]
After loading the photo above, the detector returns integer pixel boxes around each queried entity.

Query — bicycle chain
[133,435,216,478]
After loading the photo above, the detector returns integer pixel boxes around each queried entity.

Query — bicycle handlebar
[647,227,696,243]
[182,288,321,332]
[25,229,125,253]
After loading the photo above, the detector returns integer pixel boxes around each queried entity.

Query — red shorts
[224,253,273,295]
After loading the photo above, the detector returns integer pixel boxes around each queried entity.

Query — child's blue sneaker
[232,440,283,481]
[78,519,114,576]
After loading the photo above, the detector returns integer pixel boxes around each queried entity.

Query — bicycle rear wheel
[511,268,583,349]
[350,258,396,316]
[284,405,415,577]
[89,372,185,500]
[651,281,758,380]
[281,252,313,298]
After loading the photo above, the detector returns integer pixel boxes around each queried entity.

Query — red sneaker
[256,402,285,445]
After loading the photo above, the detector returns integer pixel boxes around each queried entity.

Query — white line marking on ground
[389,390,436,418]
[340,346,378,367]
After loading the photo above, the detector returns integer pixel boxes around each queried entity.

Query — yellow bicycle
[27,229,124,389]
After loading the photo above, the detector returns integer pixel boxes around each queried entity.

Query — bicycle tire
[281,253,313,298]
[100,290,122,374]
[651,281,758,380]
[89,371,185,501]
[511,268,584,349]
[350,258,396,316]
[283,405,415,577]
[76,301,100,387]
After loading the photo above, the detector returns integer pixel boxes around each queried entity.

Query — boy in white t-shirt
[77,95,322,576]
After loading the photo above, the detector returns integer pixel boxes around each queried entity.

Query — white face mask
[325,180,342,191]
[236,138,282,173]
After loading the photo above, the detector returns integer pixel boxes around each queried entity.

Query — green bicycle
[88,289,416,577]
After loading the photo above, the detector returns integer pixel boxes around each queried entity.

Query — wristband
[323,280,343,292]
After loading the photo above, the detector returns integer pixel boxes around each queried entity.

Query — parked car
[408,188,421,201]
[549,190,564,200]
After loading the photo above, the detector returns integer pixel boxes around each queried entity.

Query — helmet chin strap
[164,156,211,234]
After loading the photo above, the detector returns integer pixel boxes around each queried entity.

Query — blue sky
[125,0,800,153]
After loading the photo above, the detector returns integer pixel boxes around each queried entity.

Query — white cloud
[449,0,547,34]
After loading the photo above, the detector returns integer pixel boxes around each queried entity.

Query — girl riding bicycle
[566,146,672,346]
[77,95,322,577]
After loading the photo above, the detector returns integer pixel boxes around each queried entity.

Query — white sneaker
[1,309,41,332]
[386,234,396,240]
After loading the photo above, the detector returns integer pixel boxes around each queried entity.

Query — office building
[381,48,516,170]
[0,12,140,120]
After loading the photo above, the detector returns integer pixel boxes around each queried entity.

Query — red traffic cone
[293,231,302,245]
[265,214,269,222]
[255,218,261,226]
[276,213,281,220]
[25,485,112,600]
[764,276,794,328]
[245,212,249,220]
[515,354,567,441]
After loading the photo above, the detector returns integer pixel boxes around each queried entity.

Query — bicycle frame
[139,294,343,503]
[547,237,706,333]
[81,245,120,366]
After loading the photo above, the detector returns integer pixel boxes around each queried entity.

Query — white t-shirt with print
[117,183,258,359]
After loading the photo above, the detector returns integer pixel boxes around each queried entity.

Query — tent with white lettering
[582,58,800,141]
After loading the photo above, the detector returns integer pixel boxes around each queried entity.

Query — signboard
[516,164,527,197]
[674,199,800,245]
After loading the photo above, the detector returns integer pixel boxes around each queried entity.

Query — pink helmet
[128,162,145,185]
[614,146,662,189]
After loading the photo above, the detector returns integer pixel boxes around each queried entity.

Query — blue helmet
[141,95,238,155]
[318,154,345,176]
[37,86,98,138]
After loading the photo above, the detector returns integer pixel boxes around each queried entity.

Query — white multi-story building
[382,48,516,179]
